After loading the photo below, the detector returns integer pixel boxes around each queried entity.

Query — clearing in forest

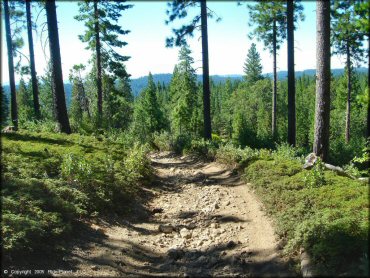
[62,152,294,277]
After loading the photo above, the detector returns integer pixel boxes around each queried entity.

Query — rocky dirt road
[62,152,294,277]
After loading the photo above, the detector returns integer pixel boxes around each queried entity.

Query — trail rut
[62,152,294,277]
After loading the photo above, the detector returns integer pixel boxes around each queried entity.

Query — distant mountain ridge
[129,67,368,96]
[2,68,368,104]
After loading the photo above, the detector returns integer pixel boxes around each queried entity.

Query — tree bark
[345,43,351,143]
[201,0,212,140]
[45,0,71,134]
[272,19,277,139]
[94,1,103,127]
[4,0,18,129]
[26,0,41,120]
[287,0,296,146]
[313,0,331,162]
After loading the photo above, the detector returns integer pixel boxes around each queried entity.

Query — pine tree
[243,43,263,84]
[17,78,34,124]
[75,1,132,127]
[287,0,304,147]
[45,0,71,134]
[354,0,369,142]
[247,1,303,139]
[132,73,164,142]
[26,0,40,119]
[69,64,90,128]
[331,0,366,143]
[313,0,331,161]
[170,46,198,135]
[166,0,220,140]
[39,62,55,120]
[1,87,9,127]
[4,0,19,129]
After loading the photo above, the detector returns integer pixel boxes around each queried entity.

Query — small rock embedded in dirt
[159,224,175,233]
[214,203,220,209]
[91,265,99,271]
[180,228,192,239]
[187,223,196,230]
[227,240,237,249]
[152,207,164,214]
[210,222,220,229]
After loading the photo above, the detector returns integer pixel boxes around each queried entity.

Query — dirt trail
[62,152,294,277]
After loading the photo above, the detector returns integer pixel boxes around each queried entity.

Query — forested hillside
[1,0,369,277]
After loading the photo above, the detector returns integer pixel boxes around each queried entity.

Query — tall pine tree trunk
[4,0,18,129]
[287,0,296,146]
[313,0,331,161]
[345,43,351,143]
[45,0,71,134]
[272,19,277,139]
[367,32,369,175]
[201,0,212,140]
[26,0,41,120]
[94,1,103,127]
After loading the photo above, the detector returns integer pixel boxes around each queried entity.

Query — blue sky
[1,1,365,84]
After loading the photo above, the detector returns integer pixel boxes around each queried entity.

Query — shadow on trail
[73,236,293,277]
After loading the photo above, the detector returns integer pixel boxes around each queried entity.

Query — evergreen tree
[45,0,71,134]
[39,62,55,120]
[103,75,133,130]
[1,87,9,127]
[26,0,41,119]
[247,1,304,139]
[4,0,19,128]
[243,43,263,84]
[313,0,331,161]
[75,1,132,127]
[132,73,164,142]
[354,0,369,142]
[331,0,366,143]
[69,64,90,128]
[287,0,304,147]
[166,0,221,140]
[17,78,34,124]
[170,46,198,135]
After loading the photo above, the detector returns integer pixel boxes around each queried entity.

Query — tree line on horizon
[2,0,369,163]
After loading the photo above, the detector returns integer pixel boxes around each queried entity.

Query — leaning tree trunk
[26,0,41,120]
[272,19,278,139]
[94,1,103,127]
[345,43,351,143]
[313,0,331,162]
[45,0,71,134]
[4,0,18,129]
[200,0,212,140]
[287,0,296,146]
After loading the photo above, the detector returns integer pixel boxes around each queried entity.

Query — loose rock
[180,228,192,239]
[159,224,175,233]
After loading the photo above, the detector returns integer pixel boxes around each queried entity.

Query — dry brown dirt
[60,152,295,277]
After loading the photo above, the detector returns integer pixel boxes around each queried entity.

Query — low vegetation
[2,131,152,262]
[215,143,369,276]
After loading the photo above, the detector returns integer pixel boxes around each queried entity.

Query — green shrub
[2,130,152,262]
[303,158,327,188]
[153,131,174,151]
[243,156,368,276]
